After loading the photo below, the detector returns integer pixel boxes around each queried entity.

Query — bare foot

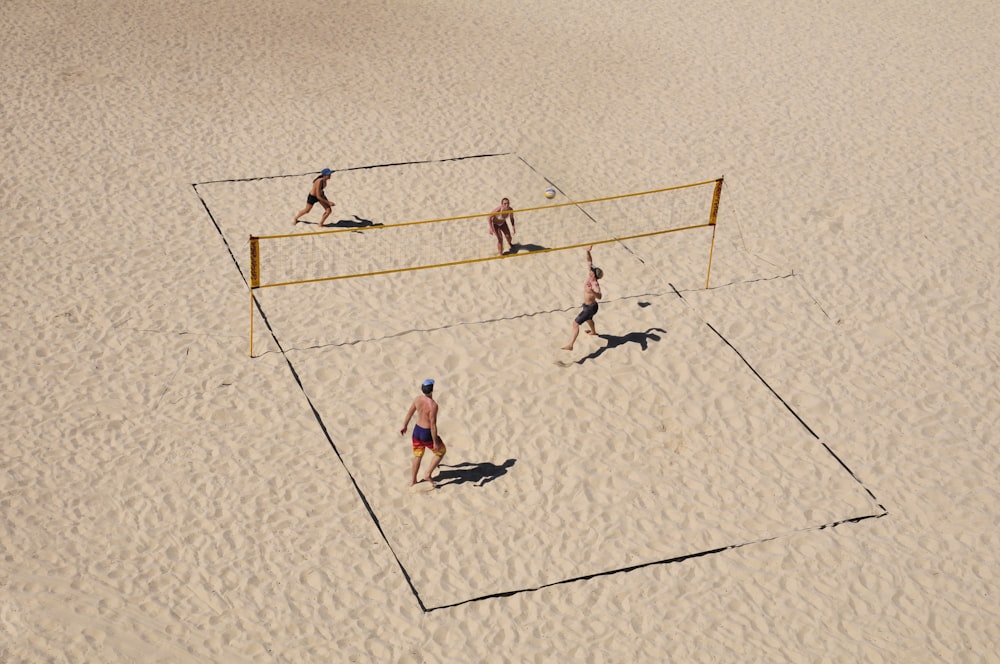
[561,344,573,350]
[585,330,596,335]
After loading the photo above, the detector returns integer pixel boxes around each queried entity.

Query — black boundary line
[193,152,513,289]
[193,183,248,289]
[259,283,768,358]
[193,155,548,613]
[274,318,427,611]
[514,154,569,200]
[196,155,887,614]
[275,293,648,357]
[244,289,427,608]
[705,321,820,440]
[821,442,887,508]
[703,320,888,513]
[194,151,511,186]
[421,292,889,611]
[426,509,887,612]
[425,284,889,613]
[515,154,646,263]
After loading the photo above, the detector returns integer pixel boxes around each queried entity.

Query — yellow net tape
[256,178,721,242]
[249,177,722,290]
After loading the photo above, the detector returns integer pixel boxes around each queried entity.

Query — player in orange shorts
[399,379,446,486]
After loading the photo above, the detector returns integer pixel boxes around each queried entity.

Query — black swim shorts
[575,302,599,325]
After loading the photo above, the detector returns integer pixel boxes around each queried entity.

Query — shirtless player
[561,246,603,350]
[399,379,446,486]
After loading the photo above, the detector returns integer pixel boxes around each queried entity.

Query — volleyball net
[247,177,723,355]
[249,177,723,290]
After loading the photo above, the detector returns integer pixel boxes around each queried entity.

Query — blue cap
[422,379,435,387]
[321,168,332,176]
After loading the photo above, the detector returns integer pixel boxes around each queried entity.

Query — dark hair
[421,384,434,395]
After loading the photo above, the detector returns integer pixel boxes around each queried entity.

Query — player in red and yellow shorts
[411,424,446,458]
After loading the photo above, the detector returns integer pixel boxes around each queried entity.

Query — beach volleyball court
[197,157,885,611]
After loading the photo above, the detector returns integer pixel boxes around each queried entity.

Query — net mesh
[252,179,722,289]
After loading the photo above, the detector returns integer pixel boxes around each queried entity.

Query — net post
[709,177,723,226]
[249,236,260,357]
[705,177,723,288]
[249,236,260,289]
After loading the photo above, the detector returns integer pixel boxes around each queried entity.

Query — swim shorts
[307,194,320,205]
[412,425,446,457]
[575,302,599,325]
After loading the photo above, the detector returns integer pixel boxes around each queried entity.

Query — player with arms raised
[561,246,603,350]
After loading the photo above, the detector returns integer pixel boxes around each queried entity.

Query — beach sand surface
[2,1,998,661]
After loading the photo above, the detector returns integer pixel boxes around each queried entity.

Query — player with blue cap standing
[293,167,335,227]
[400,378,446,487]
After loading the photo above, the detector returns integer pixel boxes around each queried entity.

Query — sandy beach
[2,1,998,661]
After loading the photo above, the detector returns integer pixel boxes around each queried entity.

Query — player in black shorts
[562,246,604,351]
[293,168,335,226]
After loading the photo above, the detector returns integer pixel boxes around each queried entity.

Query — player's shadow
[577,327,667,364]
[322,215,384,229]
[506,242,547,254]
[434,459,516,488]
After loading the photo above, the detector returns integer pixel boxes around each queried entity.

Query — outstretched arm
[585,246,602,298]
